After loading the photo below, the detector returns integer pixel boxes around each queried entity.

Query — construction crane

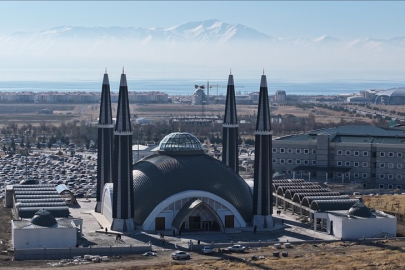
[209,84,245,96]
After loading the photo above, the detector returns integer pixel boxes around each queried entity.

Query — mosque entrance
[155,217,165,230]
[172,198,225,232]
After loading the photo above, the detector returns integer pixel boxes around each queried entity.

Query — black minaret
[111,69,135,232]
[253,71,273,230]
[222,71,239,173]
[95,70,114,213]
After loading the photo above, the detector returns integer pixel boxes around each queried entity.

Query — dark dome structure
[375,87,405,105]
[132,137,253,228]
[31,209,57,227]
[348,201,372,218]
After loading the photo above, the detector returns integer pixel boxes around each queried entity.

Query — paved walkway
[69,199,337,249]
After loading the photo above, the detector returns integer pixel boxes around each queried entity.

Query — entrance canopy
[171,198,224,232]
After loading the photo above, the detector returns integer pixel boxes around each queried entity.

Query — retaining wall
[14,245,151,260]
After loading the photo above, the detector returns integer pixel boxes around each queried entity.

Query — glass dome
[158,132,203,155]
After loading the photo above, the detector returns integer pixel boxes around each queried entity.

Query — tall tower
[95,70,114,213]
[253,72,273,230]
[222,72,239,173]
[111,69,135,232]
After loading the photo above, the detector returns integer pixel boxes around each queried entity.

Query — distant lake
[0,79,404,96]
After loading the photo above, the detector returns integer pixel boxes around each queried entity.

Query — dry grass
[363,195,405,215]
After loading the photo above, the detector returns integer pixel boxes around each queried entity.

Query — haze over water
[0,79,403,96]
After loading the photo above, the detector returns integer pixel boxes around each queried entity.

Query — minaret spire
[111,70,135,232]
[222,71,239,173]
[253,72,273,230]
[95,70,114,212]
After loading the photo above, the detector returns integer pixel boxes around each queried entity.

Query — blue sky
[1,1,404,39]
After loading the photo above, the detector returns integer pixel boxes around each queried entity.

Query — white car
[171,251,190,260]
[227,244,246,252]
[202,246,213,254]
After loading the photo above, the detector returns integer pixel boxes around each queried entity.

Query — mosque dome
[132,133,253,227]
[31,209,57,227]
[157,132,204,155]
[347,201,372,218]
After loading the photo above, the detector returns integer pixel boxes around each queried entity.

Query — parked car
[227,244,246,252]
[202,246,213,254]
[171,251,190,260]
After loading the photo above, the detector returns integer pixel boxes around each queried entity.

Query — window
[379,184,384,189]
[287,170,292,175]
[272,158,277,163]
[354,162,359,167]
[337,161,342,166]
[398,175,403,180]
[280,159,285,164]
[354,151,359,156]
[362,162,368,167]
[280,148,285,153]
[272,148,277,153]
[312,160,317,165]
[398,164,403,169]
[388,174,393,179]
[287,148,293,154]
[398,153,402,158]
[380,152,385,157]
[354,173,359,178]
[345,172,350,177]
[296,149,301,154]
[379,174,385,179]
[388,184,393,189]
[337,173,342,177]
[363,184,367,188]
[362,173,368,178]
[345,150,351,156]
[397,185,402,190]
[337,150,343,155]
[345,161,350,166]
[388,163,394,169]
[363,151,368,156]
[304,149,309,154]
[312,149,316,154]
[304,160,309,165]
[380,163,385,168]
[388,152,394,157]
[296,159,301,164]
[287,159,293,164]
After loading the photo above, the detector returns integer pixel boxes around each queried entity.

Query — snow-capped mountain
[9,19,273,43]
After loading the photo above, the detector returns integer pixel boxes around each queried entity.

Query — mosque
[95,70,273,232]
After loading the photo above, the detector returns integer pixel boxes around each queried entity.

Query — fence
[14,245,151,261]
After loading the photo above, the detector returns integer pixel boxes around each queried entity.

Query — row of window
[379,184,402,189]
[273,148,315,154]
[337,150,403,158]
[273,158,316,165]
[336,161,403,169]
[336,172,404,180]
[274,148,404,158]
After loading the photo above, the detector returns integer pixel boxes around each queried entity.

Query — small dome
[347,201,372,218]
[31,209,57,227]
[157,132,204,155]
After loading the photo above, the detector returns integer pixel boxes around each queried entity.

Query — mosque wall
[12,221,76,249]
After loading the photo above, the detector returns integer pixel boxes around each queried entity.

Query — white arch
[142,190,247,230]
[101,183,114,224]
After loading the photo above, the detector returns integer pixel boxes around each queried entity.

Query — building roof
[132,153,253,226]
[276,125,405,143]
[310,199,359,211]
[30,209,57,227]
[348,201,373,217]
